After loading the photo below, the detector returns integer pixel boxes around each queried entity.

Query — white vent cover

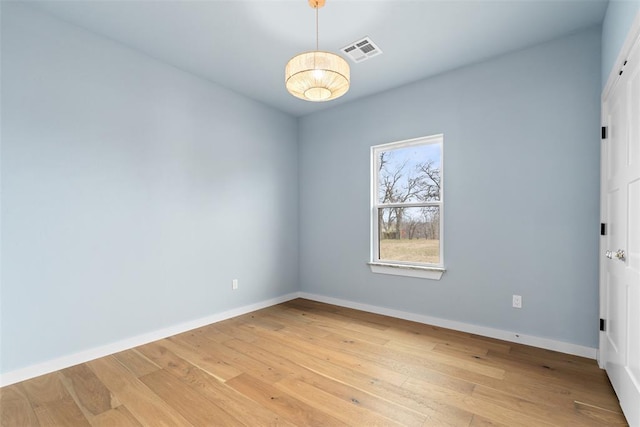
[341,37,382,63]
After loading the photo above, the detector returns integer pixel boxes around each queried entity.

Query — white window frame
[369,134,445,280]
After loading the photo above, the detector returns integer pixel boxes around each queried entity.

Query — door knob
[606,250,613,259]
[615,249,625,261]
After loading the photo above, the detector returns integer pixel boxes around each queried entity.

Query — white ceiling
[27,0,607,117]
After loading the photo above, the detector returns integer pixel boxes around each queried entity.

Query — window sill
[368,262,445,280]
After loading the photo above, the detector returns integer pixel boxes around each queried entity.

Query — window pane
[378,206,440,264]
[377,144,441,204]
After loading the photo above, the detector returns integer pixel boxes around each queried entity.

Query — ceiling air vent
[341,37,382,63]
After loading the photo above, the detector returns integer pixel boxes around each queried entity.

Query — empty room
[1,0,639,425]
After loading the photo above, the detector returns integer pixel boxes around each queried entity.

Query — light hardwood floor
[0,298,628,426]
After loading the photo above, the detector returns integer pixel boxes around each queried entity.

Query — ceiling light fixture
[285,0,350,102]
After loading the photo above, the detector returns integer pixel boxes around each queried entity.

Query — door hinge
[617,60,628,76]
[601,223,607,236]
[601,126,608,139]
[600,318,606,332]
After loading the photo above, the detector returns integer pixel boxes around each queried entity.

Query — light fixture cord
[315,2,319,51]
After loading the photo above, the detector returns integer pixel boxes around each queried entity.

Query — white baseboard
[298,292,598,360]
[0,292,299,387]
[1,290,598,387]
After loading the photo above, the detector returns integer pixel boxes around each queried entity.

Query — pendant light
[285,0,350,102]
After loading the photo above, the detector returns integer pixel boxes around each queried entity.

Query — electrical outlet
[232,279,238,290]
[512,294,522,309]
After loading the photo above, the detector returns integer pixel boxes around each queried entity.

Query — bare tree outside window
[372,136,443,266]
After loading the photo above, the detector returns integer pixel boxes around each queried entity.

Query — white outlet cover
[512,295,522,308]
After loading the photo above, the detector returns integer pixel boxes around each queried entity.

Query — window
[370,135,444,279]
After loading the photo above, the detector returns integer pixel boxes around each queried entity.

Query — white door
[600,28,640,427]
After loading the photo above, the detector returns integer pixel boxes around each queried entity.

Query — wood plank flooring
[0,298,628,426]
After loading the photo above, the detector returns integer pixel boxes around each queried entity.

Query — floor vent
[341,37,382,63]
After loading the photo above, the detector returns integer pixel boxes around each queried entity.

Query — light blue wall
[0,1,606,377]
[0,3,298,374]
[601,0,640,87]
[299,27,602,348]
